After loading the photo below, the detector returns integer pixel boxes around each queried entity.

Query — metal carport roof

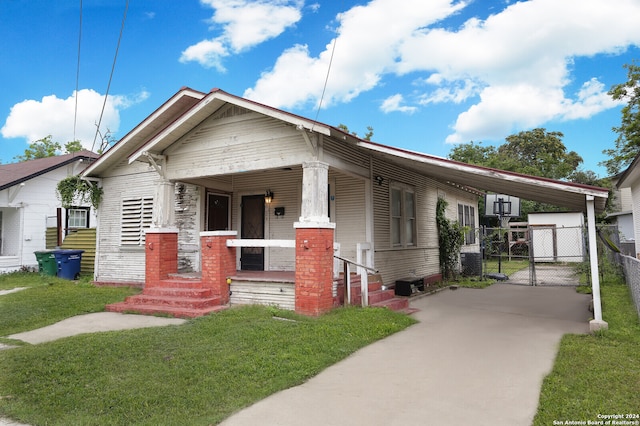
[355,140,609,214]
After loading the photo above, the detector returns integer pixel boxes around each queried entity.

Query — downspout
[586,195,608,331]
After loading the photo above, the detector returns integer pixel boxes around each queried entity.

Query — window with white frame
[121,197,154,246]
[66,207,90,235]
[390,183,416,247]
[458,203,476,244]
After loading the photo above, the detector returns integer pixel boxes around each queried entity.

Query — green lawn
[0,272,139,339]
[533,272,640,424]
[0,272,415,425]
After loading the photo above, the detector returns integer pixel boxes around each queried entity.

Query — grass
[0,273,415,425]
[0,272,139,340]
[533,267,640,424]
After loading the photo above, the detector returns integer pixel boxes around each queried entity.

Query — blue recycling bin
[54,249,84,280]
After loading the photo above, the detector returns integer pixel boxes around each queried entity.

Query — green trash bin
[34,250,58,276]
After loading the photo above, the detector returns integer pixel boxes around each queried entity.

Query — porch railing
[225,238,375,305]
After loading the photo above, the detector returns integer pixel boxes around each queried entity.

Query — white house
[82,87,609,327]
[0,151,99,273]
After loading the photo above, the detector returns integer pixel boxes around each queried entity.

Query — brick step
[106,301,227,319]
[366,289,395,305]
[151,279,205,289]
[370,296,409,311]
[123,294,222,309]
[144,287,213,298]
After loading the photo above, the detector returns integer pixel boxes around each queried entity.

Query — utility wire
[312,28,338,133]
[73,0,83,143]
[92,0,129,152]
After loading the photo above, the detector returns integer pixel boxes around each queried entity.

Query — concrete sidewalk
[6,312,186,345]
[220,284,591,426]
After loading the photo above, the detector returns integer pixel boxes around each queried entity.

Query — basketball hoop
[500,216,511,228]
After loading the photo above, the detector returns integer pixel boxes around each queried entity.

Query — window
[390,183,416,247]
[66,207,89,230]
[121,197,154,246]
[458,203,476,245]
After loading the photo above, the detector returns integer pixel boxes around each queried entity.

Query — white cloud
[381,94,417,114]
[245,0,464,108]
[180,0,304,71]
[0,89,148,151]
[243,0,640,142]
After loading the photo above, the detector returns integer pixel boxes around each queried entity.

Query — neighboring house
[0,151,99,273]
[82,87,609,323]
[607,173,634,255]
[616,153,640,257]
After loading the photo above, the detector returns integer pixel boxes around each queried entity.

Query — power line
[73,0,83,142]
[92,0,129,152]
[312,36,338,132]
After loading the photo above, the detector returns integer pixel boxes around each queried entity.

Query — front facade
[0,151,98,273]
[85,88,480,313]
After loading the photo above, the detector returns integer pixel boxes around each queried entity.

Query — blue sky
[2,0,640,177]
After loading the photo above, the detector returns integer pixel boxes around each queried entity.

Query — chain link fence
[460,224,590,286]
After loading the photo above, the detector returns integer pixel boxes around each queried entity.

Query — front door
[241,195,265,270]
[206,193,230,231]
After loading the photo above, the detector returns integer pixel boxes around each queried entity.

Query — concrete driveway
[221,283,591,426]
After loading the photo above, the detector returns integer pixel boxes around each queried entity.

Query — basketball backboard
[484,193,521,218]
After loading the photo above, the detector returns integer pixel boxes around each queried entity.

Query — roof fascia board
[357,140,609,199]
[616,153,640,189]
[82,88,205,177]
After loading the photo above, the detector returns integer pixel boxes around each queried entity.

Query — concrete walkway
[6,312,186,345]
[221,284,591,426]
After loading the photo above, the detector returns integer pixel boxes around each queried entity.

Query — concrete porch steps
[105,275,227,319]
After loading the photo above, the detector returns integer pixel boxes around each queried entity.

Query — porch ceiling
[357,141,609,214]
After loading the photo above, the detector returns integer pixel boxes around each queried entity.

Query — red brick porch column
[145,228,178,287]
[200,231,237,305]
[294,223,335,316]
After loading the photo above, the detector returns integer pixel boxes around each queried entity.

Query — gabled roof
[615,151,640,189]
[82,87,609,213]
[0,150,99,191]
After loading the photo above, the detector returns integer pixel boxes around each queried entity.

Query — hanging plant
[436,197,466,281]
[57,175,103,210]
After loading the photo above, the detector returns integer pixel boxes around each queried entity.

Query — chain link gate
[472,224,588,286]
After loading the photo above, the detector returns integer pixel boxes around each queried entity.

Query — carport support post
[586,195,608,331]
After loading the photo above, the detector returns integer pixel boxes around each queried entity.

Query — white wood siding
[95,161,157,283]
[370,156,480,286]
[331,172,367,262]
[229,280,295,310]
[165,111,314,180]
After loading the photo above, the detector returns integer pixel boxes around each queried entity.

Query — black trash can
[54,250,84,280]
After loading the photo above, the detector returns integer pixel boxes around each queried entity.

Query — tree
[449,128,589,221]
[449,128,583,181]
[14,135,61,161]
[601,62,640,175]
[337,124,374,141]
[498,129,583,180]
[13,135,85,162]
[448,141,498,167]
[64,140,84,153]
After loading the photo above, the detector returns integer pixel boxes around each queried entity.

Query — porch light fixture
[265,190,274,204]
[374,175,384,186]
